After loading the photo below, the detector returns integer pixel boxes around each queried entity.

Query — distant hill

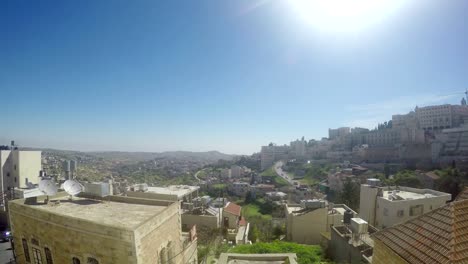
[22,148,235,163]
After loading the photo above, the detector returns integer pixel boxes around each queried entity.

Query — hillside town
[0,98,467,264]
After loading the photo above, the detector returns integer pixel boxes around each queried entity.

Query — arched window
[44,247,53,264]
[87,257,99,264]
[22,238,31,262]
[72,257,81,264]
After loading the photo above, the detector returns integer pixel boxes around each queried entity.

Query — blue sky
[1,0,468,154]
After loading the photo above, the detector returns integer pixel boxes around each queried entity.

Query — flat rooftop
[146,185,199,198]
[380,187,450,201]
[12,196,167,230]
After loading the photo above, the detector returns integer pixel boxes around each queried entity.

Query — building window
[22,239,31,262]
[14,177,17,183]
[72,257,81,264]
[14,165,17,171]
[397,210,404,217]
[32,247,43,264]
[87,257,99,264]
[44,248,53,264]
[410,204,424,216]
[6,173,9,177]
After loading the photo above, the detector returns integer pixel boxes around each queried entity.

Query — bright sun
[288,0,406,33]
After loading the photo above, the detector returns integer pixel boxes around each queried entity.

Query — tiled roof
[455,187,468,201]
[239,216,247,226]
[372,199,468,264]
[224,202,241,216]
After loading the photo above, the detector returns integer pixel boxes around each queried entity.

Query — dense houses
[260,100,468,171]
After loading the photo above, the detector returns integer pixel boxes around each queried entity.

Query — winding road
[273,161,295,185]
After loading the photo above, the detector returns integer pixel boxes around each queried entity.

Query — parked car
[0,227,11,242]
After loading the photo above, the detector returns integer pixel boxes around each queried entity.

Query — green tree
[248,224,259,243]
[338,179,360,210]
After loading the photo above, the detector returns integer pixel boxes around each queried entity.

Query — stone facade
[9,194,197,264]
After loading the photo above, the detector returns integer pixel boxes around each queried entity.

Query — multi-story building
[9,193,198,264]
[229,182,250,197]
[0,149,41,225]
[414,102,468,131]
[260,145,289,170]
[285,200,357,245]
[290,138,306,158]
[329,127,351,140]
[0,149,41,193]
[432,124,468,168]
[359,179,451,229]
[230,165,243,179]
[372,188,468,264]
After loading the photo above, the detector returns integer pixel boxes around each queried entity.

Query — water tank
[351,218,368,234]
[343,209,353,225]
[70,160,78,171]
[63,160,70,172]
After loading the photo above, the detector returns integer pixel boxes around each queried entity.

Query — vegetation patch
[228,241,329,264]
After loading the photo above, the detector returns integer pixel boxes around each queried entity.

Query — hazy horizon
[2,0,468,155]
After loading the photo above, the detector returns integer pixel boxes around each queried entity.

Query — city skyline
[2,0,468,154]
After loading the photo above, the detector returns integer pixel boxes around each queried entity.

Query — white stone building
[359,179,451,229]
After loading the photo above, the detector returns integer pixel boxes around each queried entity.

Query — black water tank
[344,209,353,225]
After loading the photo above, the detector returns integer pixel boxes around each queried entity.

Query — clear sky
[1,0,468,155]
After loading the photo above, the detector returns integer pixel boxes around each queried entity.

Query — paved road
[194,169,205,183]
[274,161,295,185]
[0,240,14,264]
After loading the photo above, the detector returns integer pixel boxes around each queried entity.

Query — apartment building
[0,149,41,193]
[260,145,289,170]
[230,165,244,178]
[229,182,250,197]
[329,127,351,140]
[9,193,198,264]
[359,179,451,229]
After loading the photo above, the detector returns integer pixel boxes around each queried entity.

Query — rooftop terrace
[11,195,170,230]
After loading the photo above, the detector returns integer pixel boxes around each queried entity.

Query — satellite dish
[63,180,84,196]
[38,179,58,196]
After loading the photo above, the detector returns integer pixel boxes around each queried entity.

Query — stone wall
[9,202,137,264]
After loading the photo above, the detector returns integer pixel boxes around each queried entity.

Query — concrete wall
[286,207,327,245]
[127,191,178,201]
[16,151,41,188]
[359,185,380,226]
[181,214,219,230]
[372,239,409,264]
[329,227,364,264]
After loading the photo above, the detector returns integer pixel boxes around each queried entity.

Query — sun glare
[288,0,407,33]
